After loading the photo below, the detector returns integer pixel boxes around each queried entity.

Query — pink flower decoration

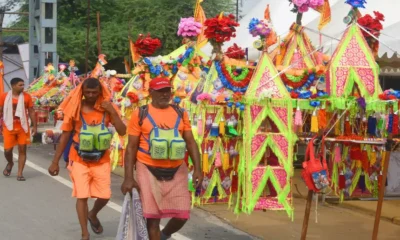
[293,0,324,13]
[196,93,212,101]
[298,4,309,13]
[177,17,202,38]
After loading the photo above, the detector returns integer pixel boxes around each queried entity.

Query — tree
[1,0,22,60]
[7,0,235,71]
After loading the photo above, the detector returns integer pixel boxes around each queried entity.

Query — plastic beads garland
[215,61,252,93]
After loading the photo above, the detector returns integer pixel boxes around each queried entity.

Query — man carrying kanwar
[121,77,203,240]
[0,77,37,181]
[48,77,126,240]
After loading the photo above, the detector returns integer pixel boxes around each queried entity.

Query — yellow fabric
[194,0,208,48]
[314,0,331,30]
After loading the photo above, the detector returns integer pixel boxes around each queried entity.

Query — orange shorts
[2,125,31,150]
[67,160,111,199]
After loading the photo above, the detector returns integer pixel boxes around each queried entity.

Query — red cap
[149,77,172,90]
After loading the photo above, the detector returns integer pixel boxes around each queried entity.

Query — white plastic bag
[116,189,149,240]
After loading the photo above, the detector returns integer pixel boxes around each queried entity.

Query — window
[45,28,53,44]
[34,45,39,54]
[34,68,38,77]
[45,52,53,65]
[45,3,53,19]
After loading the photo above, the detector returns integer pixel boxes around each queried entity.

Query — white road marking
[0,146,191,240]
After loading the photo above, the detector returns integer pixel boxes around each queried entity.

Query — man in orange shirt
[48,78,126,240]
[121,77,203,240]
[0,78,37,181]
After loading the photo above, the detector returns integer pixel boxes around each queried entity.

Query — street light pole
[0,7,6,61]
[236,0,239,21]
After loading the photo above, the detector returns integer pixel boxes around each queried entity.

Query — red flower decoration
[357,12,385,38]
[134,34,162,56]
[127,92,139,103]
[113,84,123,93]
[225,44,245,59]
[204,14,239,43]
[290,92,299,98]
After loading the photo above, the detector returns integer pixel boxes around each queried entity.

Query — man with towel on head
[121,77,203,240]
[48,77,126,240]
[0,77,37,181]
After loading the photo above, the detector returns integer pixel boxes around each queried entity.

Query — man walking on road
[121,77,203,240]
[48,78,126,240]
[0,77,37,181]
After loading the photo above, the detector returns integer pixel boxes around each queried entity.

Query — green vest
[78,112,112,152]
[139,112,186,160]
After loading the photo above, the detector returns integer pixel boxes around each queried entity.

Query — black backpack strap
[170,104,184,119]
[138,105,149,127]
[139,104,184,126]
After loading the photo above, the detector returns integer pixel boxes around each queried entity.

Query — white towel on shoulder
[3,92,28,133]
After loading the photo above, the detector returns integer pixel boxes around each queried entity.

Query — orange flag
[124,58,131,74]
[264,4,277,48]
[194,0,208,48]
[314,0,331,30]
[0,61,4,94]
[264,4,271,21]
[129,39,141,63]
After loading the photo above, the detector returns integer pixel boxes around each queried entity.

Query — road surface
[0,144,258,240]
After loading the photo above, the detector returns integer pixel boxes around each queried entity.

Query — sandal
[17,176,26,181]
[3,163,13,177]
[88,217,103,234]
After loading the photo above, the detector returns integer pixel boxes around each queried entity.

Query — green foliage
[7,0,235,71]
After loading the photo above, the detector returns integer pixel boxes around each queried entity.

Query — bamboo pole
[301,190,314,240]
[96,11,101,55]
[85,0,91,75]
[372,134,393,240]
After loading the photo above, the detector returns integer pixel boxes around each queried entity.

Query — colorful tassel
[377,115,384,130]
[370,148,377,166]
[388,114,394,134]
[219,117,226,135]
[334,144,341,163]
[226,121,238,136]
[339,172,346,189]
[358,174,366,192]
[361,149,369,172]
[210,123,219,137]
[310,109,318,133]
[214,151,222,167]
[197,116,203,136]
[350,146,362,161]
[202,150,209,173]
[231,172,238,193]
[211,186,219,197]
[318,108,327,130]
[294,105,303,126]
[222,149,230,170]
[381,151,386,170]
[393,114,399,135]
[344,116,351,136]
[367,116,377,136]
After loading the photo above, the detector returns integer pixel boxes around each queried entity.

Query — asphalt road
[0,144,258,240]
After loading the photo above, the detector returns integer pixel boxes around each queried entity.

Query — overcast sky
[2,1,21,27]
[1,0,259,26]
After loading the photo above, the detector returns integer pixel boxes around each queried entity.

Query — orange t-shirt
[128,105,192,168]
[0,92,34,128]
[61,104,120,164]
